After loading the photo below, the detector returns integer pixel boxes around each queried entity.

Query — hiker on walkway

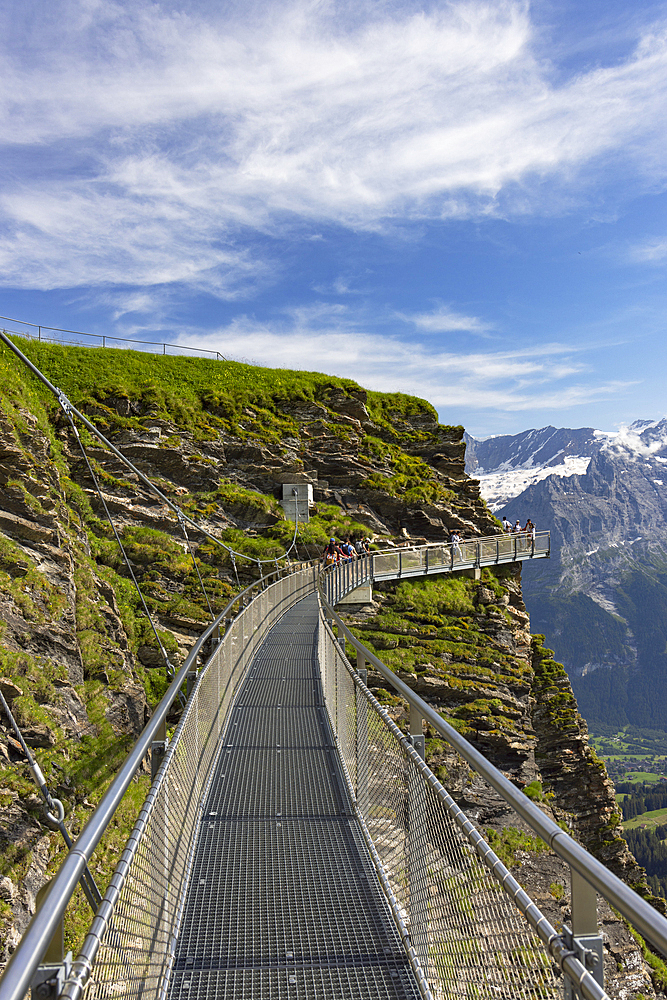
[450,531,462,560]
[322,538,341,566]
[340,538,356,563]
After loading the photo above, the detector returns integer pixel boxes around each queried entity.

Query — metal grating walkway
[168,595,422,1000]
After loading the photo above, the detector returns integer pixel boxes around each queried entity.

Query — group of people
[501,516,536,540]
[321,537,371,566]
[503,516,535,548]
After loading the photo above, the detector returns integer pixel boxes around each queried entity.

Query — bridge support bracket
[563,866,604,998]
[409,703,425,760]
[30,880,72,999]
[561,928,604,999]
[31,953,72,1000]
[151,740,167,781]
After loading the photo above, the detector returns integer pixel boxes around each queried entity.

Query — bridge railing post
[407,700,429,977]
[355,655,369,817]
[563,868,604,999]
[150,716,168,782]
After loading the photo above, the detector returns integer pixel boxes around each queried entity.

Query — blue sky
[2,0,667,437]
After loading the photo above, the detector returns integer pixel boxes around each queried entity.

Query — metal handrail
[0,316,227,361]
[319,566,667,963]
[319,613,607,1000]
[0,564,299,1000]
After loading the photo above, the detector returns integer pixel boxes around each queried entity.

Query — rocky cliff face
[0,339,660,995]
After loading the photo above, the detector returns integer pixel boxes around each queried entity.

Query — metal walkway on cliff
[7,555,667,1000]
[1,330,665,1000]
[165,595,424,1000]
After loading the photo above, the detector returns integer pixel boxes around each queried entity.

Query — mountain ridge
[466,419,667,735]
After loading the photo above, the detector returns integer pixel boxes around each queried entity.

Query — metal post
[356,655,369,817]
[563,868,604,999]
[408,749,429,976]
[425,546,429,574]
[410,702,425,759]
[151,716,168,782]
[30,880,71,1000]
[38,327,41,342]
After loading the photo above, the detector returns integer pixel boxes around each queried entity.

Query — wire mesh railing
[65,565,318,1000]
[318,613,562,1000]
[323,532,550,605]
[3,539,639,1000]
[0,316,227,360]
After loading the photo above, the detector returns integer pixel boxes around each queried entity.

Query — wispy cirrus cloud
[627,239,667,263]
[171,313,633,414]
[1,0,667,293]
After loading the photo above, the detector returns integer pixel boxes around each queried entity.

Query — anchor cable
[0,690,102,913]
[63,409,176,680]
[0,330,303,566]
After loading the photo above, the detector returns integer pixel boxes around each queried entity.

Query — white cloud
[0,0,667,291]
[628,239,667,263]
[172,317,633,412]
[601,422,667,458]
[406,306,492,333]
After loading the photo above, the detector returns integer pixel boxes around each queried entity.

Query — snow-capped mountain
[465,421,667,511]
[465,420,667,733]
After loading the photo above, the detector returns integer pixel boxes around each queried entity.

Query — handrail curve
[319,563,667,964]
[0,562,308,1000]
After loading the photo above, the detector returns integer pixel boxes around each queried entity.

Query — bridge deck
[167,595,421,1000]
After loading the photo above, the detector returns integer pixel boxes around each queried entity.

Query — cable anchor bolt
[55,389,73,415]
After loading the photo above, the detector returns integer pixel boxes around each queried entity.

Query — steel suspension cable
[0,330,302,566]
[176,511,214,622]
[0,691,102,912]
[63,409,176,680]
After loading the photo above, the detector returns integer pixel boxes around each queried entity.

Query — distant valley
[466,420,667,734]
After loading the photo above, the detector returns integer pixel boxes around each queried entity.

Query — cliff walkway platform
[6,534,667,1000]
[0,328,662,1000]
[327,530,550,605]
[166,595,423,1000]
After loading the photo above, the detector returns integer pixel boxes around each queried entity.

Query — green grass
[486,826,549,868]
[622,807,667,831]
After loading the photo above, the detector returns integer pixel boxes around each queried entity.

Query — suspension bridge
[1,331,666,1000]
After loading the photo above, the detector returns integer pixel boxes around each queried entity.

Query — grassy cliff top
[1,337,447,441]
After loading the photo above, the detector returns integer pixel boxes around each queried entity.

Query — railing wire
[317,613,564,1000]
[62,566,317,1000]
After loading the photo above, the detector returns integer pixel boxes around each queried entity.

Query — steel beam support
[564,869,604,999]
[355,656,369,817]
[409,702,425,760]
[30,882,72,1000]
[151,716,168,782]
